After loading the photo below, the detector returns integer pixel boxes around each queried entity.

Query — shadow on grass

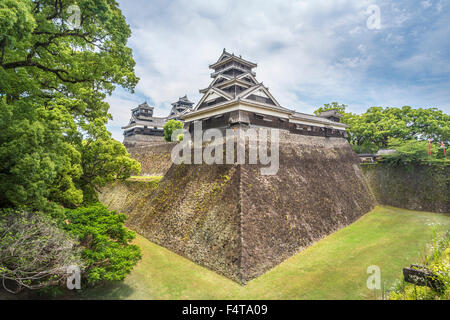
[78,282,137,300]
[1,281,137,301]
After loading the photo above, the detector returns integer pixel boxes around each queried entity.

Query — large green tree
[315,103,449,154]
[345,106,449,153]
[0,0,140,210]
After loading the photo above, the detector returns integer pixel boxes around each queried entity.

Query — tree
[62,204,141,286]
[0,100,84,209]
[164,119,184,142]
[77,124,140,204]
[379,138,442,165]
[314,102,348,116]
[0,209,83,293]
[0,0,140,210]
[345,107,449,153]
[0,1,142,293]
[315,103,449,154]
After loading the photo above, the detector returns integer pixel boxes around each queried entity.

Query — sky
[106,0,450,141]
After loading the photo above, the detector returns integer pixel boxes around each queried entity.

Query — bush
[351,143,378,154]
[389,229,450,300]
[380,139,442,166]
[163,120,184,142]
[62,204,141,286]
[0,210,82,293]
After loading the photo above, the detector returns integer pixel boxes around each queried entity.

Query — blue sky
[107,0,450,141]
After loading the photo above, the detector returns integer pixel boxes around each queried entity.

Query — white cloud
[119,0,374,107]
[421,0,432,9]
[105,0,450,141]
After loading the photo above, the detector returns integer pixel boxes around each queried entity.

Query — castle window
[247,94,275,106]
[254,113,272,122]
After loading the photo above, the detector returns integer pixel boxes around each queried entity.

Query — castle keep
[183,49,348,138]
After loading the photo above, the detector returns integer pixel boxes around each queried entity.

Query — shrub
[62,204,141,286]
[380,139,441,166]
[389,229,450,300]
[163,120,183,142]
[0,210,82,293]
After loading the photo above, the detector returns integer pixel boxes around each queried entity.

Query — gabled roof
[318,110,344,119]
[236,72,259,85]
[171,95,194,106]
[377,149,397,155]
[194,87,234,111]
[194,83,289,114]
[358,154,377,157]
[209,49,257,69]
[239,83,282,108]
[181,98,293,122]
[200,74,233,93]
[236,83,263,99]
[211,49,233,65]
[178,95,194,104]
[200,72,260,94]
[291,112,349,128]
[216,78,255,91]
[122,116,167,129]
[131,101,154,112]
[169,107,192,120]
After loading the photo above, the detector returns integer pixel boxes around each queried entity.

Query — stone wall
[362,163,449,213]
[98,180,160,219]
[123,134,165,148]
[239,133,375,282]
[101,131,375,283]
[126,164,243,283]
[126,142,176,176]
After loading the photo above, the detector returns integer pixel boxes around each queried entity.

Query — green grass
[81,206,450,300]
[127,176,163,183]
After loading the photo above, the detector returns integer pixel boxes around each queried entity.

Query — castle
[122,96,194,146]
[183,49,348,138]
[113,50,374,284]
[123,49,348,144]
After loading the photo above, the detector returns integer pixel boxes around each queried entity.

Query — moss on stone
[362,163,449,213]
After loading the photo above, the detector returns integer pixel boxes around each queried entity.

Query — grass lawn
[127,176,163,183]
[81,206,449,300]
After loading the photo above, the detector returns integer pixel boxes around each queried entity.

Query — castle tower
[168,95,194,120]
[182,49,348,138]
[122,102,166,146]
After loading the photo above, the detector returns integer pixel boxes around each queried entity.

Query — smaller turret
[168,95,194,120]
